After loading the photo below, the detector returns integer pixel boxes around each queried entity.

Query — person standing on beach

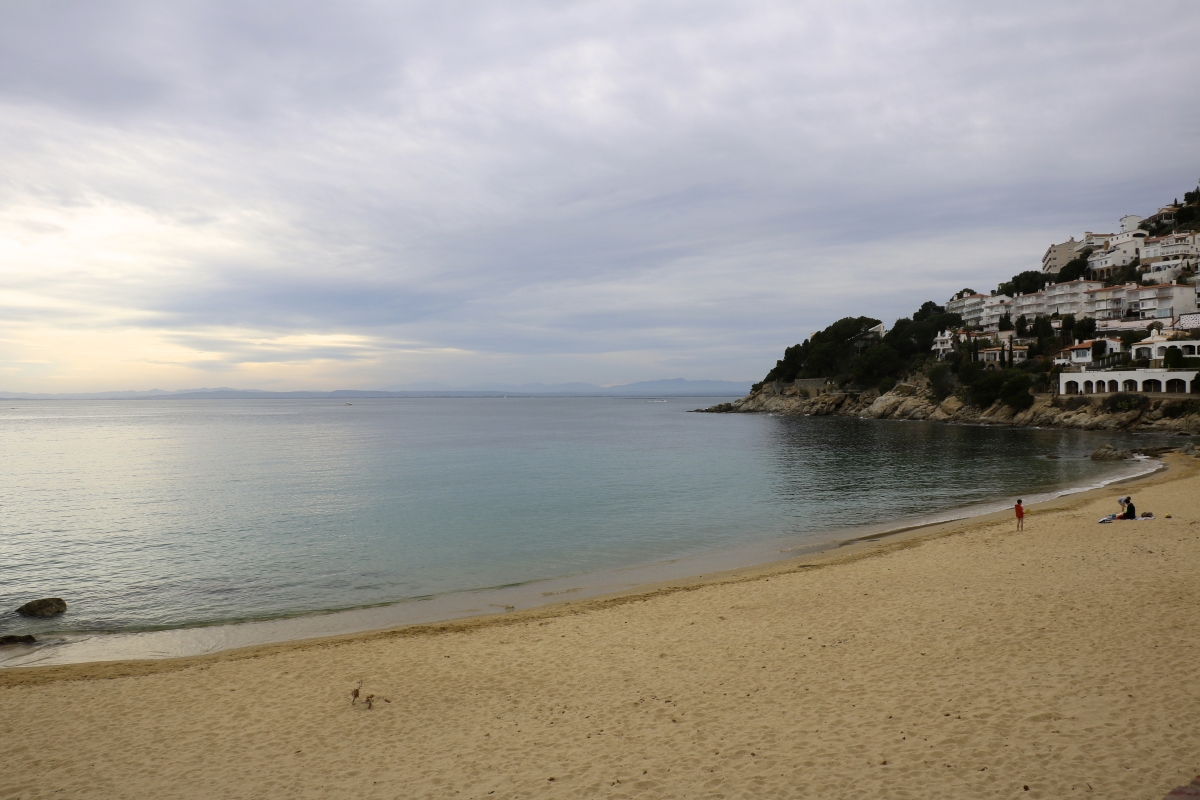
[1015,499,1025,531]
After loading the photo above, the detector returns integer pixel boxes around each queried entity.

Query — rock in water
[1091,444,1130,461]
[0,634,37,646]
[16,598,66,617]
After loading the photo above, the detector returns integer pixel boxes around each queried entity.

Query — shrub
[1162,399,1200,418]
[1053,395,1092,411]
[968,372,1006,408]
[927,364,955,401]
[1164,346,1184,369]
[1000,373,1034,410]
[1101,393,1149,414]
[958,359,983,386]
[878,377,895,394]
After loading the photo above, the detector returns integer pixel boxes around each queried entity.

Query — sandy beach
[3,457,1199,799]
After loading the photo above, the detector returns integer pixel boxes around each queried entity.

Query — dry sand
[3,457,1199,799]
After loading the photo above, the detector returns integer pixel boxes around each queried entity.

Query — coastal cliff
[699,381,1200,434]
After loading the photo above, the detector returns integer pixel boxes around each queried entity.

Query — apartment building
[978,294,1014,332]
[1141,232,1197,282]
[1012,290,1045,321]
[1084,283,1133,321]
[1134,282,1198,320]
[1076,231,1115,253]
[1119,214,1144,233]
[1041,237,1080,273]
[946,291,988,328]
[1042,279,1105,317]
[1087,235,1143,280]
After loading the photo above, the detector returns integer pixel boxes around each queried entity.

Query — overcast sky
[1,1,1198,391]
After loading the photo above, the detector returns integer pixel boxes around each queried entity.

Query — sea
[0,397,1173,666]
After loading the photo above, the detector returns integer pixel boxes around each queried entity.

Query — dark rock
[1091,444,1130,461]
[1132,445,1177,458]
[0,634,37,646]
[16,597,66,617]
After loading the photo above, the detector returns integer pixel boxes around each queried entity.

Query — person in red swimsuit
[1015,499,1025,531]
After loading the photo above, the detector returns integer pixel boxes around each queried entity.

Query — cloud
[1,0,1198,390]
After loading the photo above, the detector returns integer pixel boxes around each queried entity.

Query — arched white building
[1059,369,1199,395]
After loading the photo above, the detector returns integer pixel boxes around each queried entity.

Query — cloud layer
[2,0,1198,390]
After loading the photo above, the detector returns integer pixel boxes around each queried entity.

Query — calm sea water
[0,397,1169,638]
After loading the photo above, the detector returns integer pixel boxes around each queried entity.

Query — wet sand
[2,456,1198,799]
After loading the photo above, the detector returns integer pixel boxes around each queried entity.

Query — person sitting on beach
[1121,496,1136,520]
[1014,499,1024,531]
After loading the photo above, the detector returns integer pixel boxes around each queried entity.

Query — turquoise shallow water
[0,397,1172,638]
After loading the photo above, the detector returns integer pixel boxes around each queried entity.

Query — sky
[1,1,1198,392]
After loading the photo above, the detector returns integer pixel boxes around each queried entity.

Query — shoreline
[703,381,1200,436]
[0,452,1172,676]
[0,453,1163,671]
[3,456,1197,798]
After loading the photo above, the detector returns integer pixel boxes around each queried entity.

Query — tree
[1164,346,1185,369]
[1015,315,1028,337]
[1148,321,1164,334]
[1074,317,1097,341]
[1032,316,1055,340]
[851,343,903,387]
[958,358,983,387]
[1056,250,1092,282]
[969,371,1006,408]
[999,372,1035,410]
[1060,314,1076,343]
[913,301,945,322]
[762,316,883,383]
[997,270,1051,297]
[927,363,955,401]
[1120,329,1150,348]
[998,313,1014,331]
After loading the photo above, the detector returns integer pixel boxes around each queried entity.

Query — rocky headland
[698,380,1200,438]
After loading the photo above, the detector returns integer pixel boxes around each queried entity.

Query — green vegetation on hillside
[996,270,1051,297]
[758,304,962,391]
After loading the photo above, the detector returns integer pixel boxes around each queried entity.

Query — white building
[1087,230,1146,280]
[1119,214,1144,233]
[1055,338,1122,367]
[946,291,988,328]
[1077,231,1116,253]
[933,329,989,360]
[1060,369,1199,396]
[1042,279,1105,317]
[1141,232,1197,283]
[980,345,1028,365]
[1128,333,1198,361]
[978,294,1014,332]
[1084,283,1133,321]
[1134,282,1198,320]
[1012,291,1046,321]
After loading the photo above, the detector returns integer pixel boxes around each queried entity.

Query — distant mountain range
[0,379,752,400]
